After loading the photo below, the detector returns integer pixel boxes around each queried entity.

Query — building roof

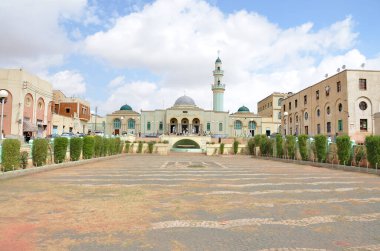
[120,104,133,111]
[174,95,196,106]
[237,105,250,113]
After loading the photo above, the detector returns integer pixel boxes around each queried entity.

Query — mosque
[105,57,279,138]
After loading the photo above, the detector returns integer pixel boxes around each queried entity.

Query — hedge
[314,135,327,162]
[354,145,366,166]
[148,141,155,153]
[125,142,131,153]
[276,134,283,158]
[115,138,123,154]
[247,138,255,155]
[70,137,83,161]
[101,138,110,156]
[32,139,48,166]
[298,135,308,161]
[220,143,225,155]
[365,135,380,168]
[233,140,239,155]
[137,141,143,153]
[336,135,351,165]
[285,135,296,159]
[94,136,103,157]
[259,135,270,156]
[1,139,21,171]
[83,136,95,159]
[109,138,116,155]
[54,137,68,164]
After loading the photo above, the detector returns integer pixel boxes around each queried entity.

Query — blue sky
[1,0,380,115]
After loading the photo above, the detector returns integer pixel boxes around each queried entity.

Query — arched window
[234,120,242,130]
[278,98,283,106]
[159,121,163,131]
[128,119,135,129]
[248,121,256,130]
[219,122,223,131]
[217,80,220,85]
[147,122,151,131]
[113,118,121,129]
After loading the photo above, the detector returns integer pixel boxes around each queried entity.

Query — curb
[0,154,126,181]
[252,156,380,176]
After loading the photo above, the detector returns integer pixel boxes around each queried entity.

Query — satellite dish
[361,63,365,69]
[342,65,346,70]
[337,68,340,72]
[325,73,328,78]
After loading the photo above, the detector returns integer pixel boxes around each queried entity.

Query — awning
[23,121,38,132]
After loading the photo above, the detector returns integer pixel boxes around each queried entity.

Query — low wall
[125,142,169,155]
[206,144,248,156]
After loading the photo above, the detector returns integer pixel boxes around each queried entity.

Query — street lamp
[283,111,289,135]
[0,90,9,140]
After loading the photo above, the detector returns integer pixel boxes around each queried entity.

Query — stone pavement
[0,155,380,250]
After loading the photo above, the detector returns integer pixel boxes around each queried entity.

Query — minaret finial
[217,50,220,57]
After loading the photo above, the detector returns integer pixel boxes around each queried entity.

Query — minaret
[212,55,225,112]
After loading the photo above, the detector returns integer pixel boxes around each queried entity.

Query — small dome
[238,106,250,113]
[120,104,132,111]
[174,95,196,106]
[215,57,222,63]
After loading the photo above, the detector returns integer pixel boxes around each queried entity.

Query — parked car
[76,133,85,138]
[46,134,60,139]
[94,130,104,137]
[61,132,76,138]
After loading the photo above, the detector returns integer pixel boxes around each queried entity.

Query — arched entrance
[181,118,189,134]
[249,120,256,136]
[192,118,200,134]
[170,118,178,134]
[173,139,201,149]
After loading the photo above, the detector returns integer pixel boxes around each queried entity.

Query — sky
[1,0,380,116]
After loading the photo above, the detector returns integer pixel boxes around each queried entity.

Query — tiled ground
[0,155,380,250]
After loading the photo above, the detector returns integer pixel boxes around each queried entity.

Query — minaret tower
[212,54,225,112]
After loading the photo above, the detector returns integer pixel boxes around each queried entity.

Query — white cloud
[47,70,87,97]
[83,0,366,114]
[0,0,87,72]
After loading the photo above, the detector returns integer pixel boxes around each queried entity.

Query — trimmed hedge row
[1,139,21,171]
[365,136,380,168]
[54,137,68,164]
[70,137,83,161]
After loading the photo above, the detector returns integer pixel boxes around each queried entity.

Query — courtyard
[0,155,380,250]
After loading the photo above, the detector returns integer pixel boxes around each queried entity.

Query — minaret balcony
[213,70,224,75]
[212,83,226,89]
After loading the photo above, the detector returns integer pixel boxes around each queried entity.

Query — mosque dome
[237,106,250,113]
[120,104,132,111]
[215,57,222,63]
[174,95,196,106]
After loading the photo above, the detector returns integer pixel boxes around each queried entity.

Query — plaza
[1,154,380,250]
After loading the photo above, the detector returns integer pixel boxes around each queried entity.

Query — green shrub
[297,135,308,161]
[94,136,103,157]
[102,138,110,156]
[247,138,255,155]
[233,140,239,155]
[54,137,68,164]
[365,135,380,168]
[220,143,225,155]
[163,140,169,144]
[148,141,155,153]
[20,151,29,169]
[70,137,83,161]
[83,136,95,159]
[354,145,366,166]
[327,143,338,164]
[137,141,143,153]
[259,135,270,156]
[125,142,130,153]
[32,138,48,166]
[285,135,296,159]
[276,134,283,158]
[108,138,116,155]
[314,135,327,162]
[1,139,21,171]
[336,135,351,165]
[116,138,123,153]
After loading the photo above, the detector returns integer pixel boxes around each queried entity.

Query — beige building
[281,69,380,143]
[257,92,291,134]
[0,69,53,140]
[88,113,106,133]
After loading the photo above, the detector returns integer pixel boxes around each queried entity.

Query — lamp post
[0,90,9,140]
[283,111,289,136]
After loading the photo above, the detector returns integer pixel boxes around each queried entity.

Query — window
[359,79,367,90]
[337,81,341,92]
[248,121,256,130]
[317,109,320,117]
[338,120,343,131]
[278,98,283,106]
[283,105,286,111]
[159,122,163,131]
[338,103,343,112]
[234,120,242,130]
[359,101,368,111]
[217,66,220,71]
[316,90,319,100]
[207,122,211,131]
[113,118,121,129]
[290,116,292,123]
[147,122,151,131]
[305,126,309,135]
[327,106,331,115]
[219,123,223,131]
[295,99,298,108]
[304,112,308,120]
[304,95,307,105]
[290,127,293,135]
[296,115,299,123]
[317,124,321,134]
[128,119,135,129]
[289,102,292,110]
[278,112,281,119]
[65,108,70,113]
[217,80,220,85]
[327,122,331,133]
[360,119,368,131]
[325,86,330,96]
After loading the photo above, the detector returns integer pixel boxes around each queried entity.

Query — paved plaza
[1,155,380,250]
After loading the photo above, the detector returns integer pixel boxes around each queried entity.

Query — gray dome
[174,95,196,106]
